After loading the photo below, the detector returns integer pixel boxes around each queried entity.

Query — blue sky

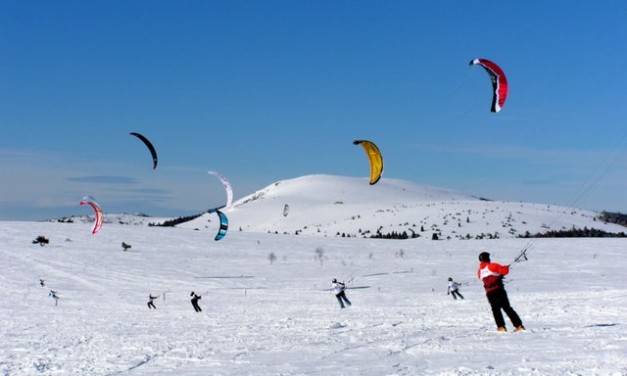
[2,1,627,220]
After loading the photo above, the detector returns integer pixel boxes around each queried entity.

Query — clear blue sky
[2,1,627,220]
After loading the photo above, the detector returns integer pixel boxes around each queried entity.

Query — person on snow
[48,290,59,306]
[190,291,202,312]
[447,277,464,300]
[332,278,351,309]
[147,294,158,309]
[40,279,45,287]
[477,251,525,332]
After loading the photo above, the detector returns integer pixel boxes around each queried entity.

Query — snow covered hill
[1,221,626,375]
[181,175,625,239]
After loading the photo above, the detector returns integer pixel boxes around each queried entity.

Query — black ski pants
[147,301,156,309]
[487,289,522,328]
[335,291,351,309]
[192,301,202,312]
[451,290,464,300]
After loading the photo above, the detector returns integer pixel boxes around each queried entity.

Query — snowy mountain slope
[181,175,625,239]
[1,220,626,375]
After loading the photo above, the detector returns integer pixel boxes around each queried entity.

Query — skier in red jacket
[477,251,525,333]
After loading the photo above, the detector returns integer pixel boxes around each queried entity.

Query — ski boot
[497,326,507,333]
[514,325,526,333]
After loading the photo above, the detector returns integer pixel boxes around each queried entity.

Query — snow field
[1,221,626,375]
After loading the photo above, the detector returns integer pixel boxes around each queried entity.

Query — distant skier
[40,279,45,287]
[190,291,202,312]
[147,294,158,309]
[48,290,59,306]
[331,278,351,309]
[122,242,132,252]
[477,251,525,332]
[447,277,464,300]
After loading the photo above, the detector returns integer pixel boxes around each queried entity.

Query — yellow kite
[353,140,383,185]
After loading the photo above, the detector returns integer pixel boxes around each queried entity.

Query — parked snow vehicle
[353,140,383,185]
[469,58,508,113]
[32,236,49,246]
[79,196,104,235]
[208,171,233,209]
[129,132,158,169]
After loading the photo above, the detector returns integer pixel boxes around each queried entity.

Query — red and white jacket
[477,262,509,294]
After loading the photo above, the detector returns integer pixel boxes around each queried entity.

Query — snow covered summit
[181,174,624,239]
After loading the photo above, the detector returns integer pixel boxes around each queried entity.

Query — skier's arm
[495,263,510,276]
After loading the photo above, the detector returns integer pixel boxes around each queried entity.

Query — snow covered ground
[2,219,626,375]
[2,175,626,375]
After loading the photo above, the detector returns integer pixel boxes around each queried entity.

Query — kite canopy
[79,196,103,235]
[214,210,228,241]
[129,132,158,169]
[208,171,233,210]
[469,58,508,113]
[353,140,383,185]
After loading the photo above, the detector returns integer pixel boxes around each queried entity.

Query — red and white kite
[470,58,508,113]
[80,196,104,235]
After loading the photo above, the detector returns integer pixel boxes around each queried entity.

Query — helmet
[332,278,337,283]
[478,251,490,262]
[448,277,453,281]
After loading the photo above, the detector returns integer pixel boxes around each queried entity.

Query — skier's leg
[336,294,345,308]
[457,291,464,300]
[341,292,351,306]
[500,291,523,327]
[487,293,506,328]
[147,302,151,309]
[451,291,457,300]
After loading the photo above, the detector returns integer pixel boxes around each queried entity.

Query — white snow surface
[183,175,625,239]
[2,219,627,375]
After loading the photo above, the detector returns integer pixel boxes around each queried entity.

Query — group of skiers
[139,251,523,332]
[39,279,60,306]
[327,250,525,333]
[38,250,523,332]
[145,291,203,312]
[444,251,525,332]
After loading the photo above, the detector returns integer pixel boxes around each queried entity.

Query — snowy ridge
[180,175,625,239]
[51,213,172,227]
